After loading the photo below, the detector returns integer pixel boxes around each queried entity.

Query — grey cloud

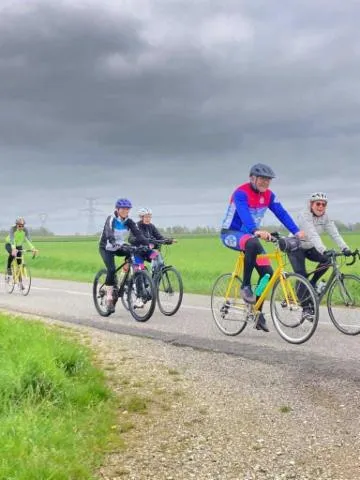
[0,0,359,233]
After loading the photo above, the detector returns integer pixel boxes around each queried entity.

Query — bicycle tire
[93,268,111,317]
[127,270,156,322]
[120,281,130,311]
[155,266,183,316]
[5,264,15,294]
[327,274,360,335]
[19,264,31,296]
[270,272,319,344]
[211,273,248,336]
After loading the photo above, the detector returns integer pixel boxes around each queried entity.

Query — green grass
[1,232,359,295]
[0,313,119,480]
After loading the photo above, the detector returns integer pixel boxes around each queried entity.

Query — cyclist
[129,207,175,265]
[5,217,38,276]
[99,198,151,313]
[220,163,304,332]
[287,192,351,297]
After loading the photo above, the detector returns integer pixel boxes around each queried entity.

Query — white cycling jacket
[297,205,349,253]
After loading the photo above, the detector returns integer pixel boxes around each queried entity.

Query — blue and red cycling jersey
[221,182,300,235]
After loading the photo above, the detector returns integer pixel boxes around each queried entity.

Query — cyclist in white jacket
[288,192,351,294]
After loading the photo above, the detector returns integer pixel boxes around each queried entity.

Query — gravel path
[86,330,360,480]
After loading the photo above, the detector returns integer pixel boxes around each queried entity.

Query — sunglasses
[17,224,25,227]
[314,202,327,207]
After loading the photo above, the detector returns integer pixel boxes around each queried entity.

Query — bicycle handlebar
[345,249,360,266]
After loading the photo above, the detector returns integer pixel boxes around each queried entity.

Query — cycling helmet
[15,216,25,225]
[309,192,328,203]
[115,198,132,208]
[138,207,152,217]
[249,163,276,179]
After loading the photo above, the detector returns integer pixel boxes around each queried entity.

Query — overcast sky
[0,0,359,234]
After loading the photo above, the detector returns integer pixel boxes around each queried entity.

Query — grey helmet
[249,163,276,179]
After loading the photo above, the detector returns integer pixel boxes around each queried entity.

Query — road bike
[5,249,36,296]
[93,245,156,322]
[211,233,319,344]
[307,249,360,335]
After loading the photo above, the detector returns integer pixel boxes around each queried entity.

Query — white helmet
[138,207,152,217]
[309,192,328,203]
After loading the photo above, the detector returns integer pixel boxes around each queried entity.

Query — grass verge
[0,313,119,480]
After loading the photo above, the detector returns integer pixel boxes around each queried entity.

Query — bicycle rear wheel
[93,269,111,317]
[211,273,248,336]
[127,270,156,322]
[156,266,183,316]
[5,264,15,294]
[19,265,31,296]
[327,274,360,335]
[270,272,318,344]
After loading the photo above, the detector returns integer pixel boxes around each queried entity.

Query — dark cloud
[0,0,359,233]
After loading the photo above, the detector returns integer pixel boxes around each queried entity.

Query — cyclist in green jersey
[4,217,38,275]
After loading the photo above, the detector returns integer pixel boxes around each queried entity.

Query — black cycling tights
[242,237,273,288]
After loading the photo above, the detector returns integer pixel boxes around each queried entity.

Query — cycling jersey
[221,182,299,235]
[5,227,35,250]
[99,214,148,251]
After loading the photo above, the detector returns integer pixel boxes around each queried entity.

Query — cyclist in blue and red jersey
[220,163,304,332]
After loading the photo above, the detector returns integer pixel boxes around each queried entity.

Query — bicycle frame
[225,248,298,312]
[307,250,360,303]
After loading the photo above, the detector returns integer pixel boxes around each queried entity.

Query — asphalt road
[1,277,360,383]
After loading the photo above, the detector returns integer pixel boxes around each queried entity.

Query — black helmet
[249,163,276,179]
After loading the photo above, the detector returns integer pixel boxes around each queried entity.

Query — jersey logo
[260,196,264,204]
[224,234,237,248]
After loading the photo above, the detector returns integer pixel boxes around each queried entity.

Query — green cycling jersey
[5,226,35,250]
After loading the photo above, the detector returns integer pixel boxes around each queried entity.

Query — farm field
[1,233,359,295]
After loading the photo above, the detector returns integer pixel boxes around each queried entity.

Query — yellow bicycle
[211,233,319,344]
[5,249,35,296]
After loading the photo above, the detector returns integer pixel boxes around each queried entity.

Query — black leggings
[5,243,22,270]
[99,247,128,286]
[287,247,330,286]
[242,237,273,287]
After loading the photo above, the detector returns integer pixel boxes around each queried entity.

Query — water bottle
[255,273,270,296]
[316,280,327,295]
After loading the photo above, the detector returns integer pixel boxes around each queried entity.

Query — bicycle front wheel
[93,269,111,317]
[127,270,156,322]
[327,274,360,335]
[19,265,31,296]
[211,273,248,336]
[270,272,319,344]
[156,266,183,316]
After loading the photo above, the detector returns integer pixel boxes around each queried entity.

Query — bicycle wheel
[93,269,111,317]
[156,266,183,316]
[120,280,130,311]
[327,274,360,335]
[211,273,248,336]
[270,272,319,344]
[19,265,31,296]
[5,264,15,294]
[127,270,156,322]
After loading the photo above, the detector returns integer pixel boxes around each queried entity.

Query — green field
[1,233,359,295]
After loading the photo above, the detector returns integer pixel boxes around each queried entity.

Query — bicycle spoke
[156,267,183,316]
[270,273,318,344]
[211,273,248,336]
